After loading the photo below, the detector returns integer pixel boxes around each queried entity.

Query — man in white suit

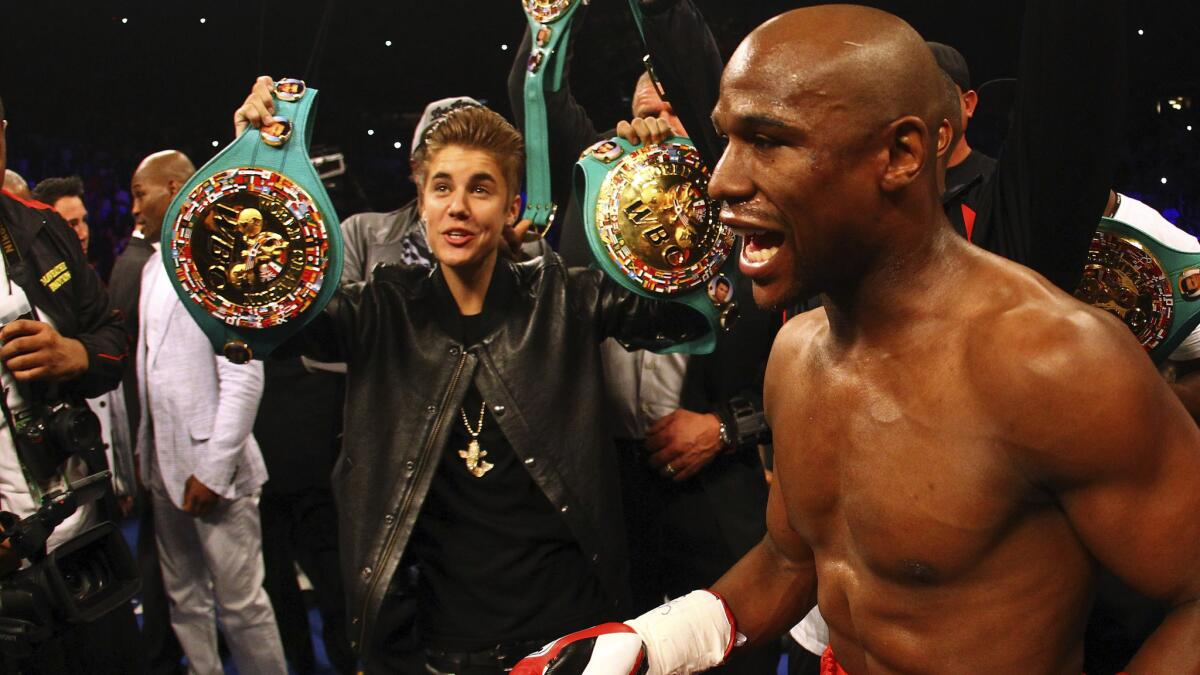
[133,150,287,675]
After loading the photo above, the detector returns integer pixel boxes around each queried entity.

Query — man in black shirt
[929,40,999,248]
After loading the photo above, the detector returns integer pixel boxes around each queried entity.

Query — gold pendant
[458,438,494,478]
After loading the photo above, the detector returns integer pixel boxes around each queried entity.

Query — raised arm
[976,0,1127,291]
[638,0,725,166]
[507,14,600,206]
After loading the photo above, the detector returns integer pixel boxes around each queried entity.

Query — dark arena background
[2,0,1196,281]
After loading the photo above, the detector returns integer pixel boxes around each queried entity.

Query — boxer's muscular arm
[993,304,1200,674]
[710,315,819,643]
[710,479,818,646]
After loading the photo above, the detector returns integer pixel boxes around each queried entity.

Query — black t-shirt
[943,149,999,243]
[409,268,608,650]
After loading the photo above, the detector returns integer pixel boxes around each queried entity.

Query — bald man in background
[514,5,1200,674]
[134,147,285,675]
[112,150,196,674]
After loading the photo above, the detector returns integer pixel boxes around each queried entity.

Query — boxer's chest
[772,350,1036,585]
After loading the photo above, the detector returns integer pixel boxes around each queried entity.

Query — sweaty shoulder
[774,307,828,358]
[964,268,1175,481]
[764,307,828,418]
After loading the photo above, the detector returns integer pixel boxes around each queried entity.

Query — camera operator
[0,96,141,674]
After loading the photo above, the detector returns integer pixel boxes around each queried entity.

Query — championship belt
[1074,217,1200,363]
[162,78,343,363]
[575,136,736,355]
[520,0,585,236]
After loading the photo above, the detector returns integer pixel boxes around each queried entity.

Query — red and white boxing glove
[511,623,647,675]
[512,590,740,675]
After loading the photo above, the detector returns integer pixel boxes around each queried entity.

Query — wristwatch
[161,78,343,363]
[574,136,736,355]
[1075,216,1200,363]
[717,420,733,450]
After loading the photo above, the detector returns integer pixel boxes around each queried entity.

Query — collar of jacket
[0,190,52,260]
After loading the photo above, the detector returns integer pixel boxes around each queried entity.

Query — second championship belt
[520,0,585,236]
[162,78,343,363]
[575,136,736,355]
[1075,217,1200,363]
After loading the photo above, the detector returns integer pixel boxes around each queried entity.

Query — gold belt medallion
[1075,232,1173,351]
[593,142,733,296]
[169,167,330,330]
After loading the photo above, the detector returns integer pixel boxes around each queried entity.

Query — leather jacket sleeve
[569,267,709,351]
[977,0,1126,292]
[277,280,369,364]
[47,218,127,399]
[639,0,726,167]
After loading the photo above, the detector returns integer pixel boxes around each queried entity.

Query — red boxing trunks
[820,647,848,675]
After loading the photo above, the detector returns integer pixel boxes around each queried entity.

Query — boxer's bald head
[710,5,951,308]
[133,150,195,186]
[132,150,195,241]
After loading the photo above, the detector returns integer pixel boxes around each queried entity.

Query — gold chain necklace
[457,401,495,478]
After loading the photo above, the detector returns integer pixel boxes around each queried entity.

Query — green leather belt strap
[521,0,585,236]
[1076,216,1200,363]
[575,136,734,355]
[162,78,343,363]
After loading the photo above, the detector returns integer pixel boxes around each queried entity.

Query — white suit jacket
[136,249,268,508]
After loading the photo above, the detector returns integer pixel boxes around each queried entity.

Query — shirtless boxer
[514,5,1200,674]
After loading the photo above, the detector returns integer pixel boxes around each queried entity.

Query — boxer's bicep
[993,304,1200,606]
[1025,322,1200,604]
[1056,396,1200,604]
[1049,356,1200,674]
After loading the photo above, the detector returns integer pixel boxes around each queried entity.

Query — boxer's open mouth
[740,230,784,267]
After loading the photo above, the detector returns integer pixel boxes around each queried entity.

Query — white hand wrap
[624,590,737,675]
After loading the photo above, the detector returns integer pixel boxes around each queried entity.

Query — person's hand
[0,319,89,382]
[503,218,534,255]
[233,76,277,138]
[616,116,674,147]
[181,475,220,518]
[645,409,726,481]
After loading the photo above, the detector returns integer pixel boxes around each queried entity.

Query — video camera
[0,365,139,655]
[0,471,139,656]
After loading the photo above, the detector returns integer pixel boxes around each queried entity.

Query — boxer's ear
[880,115,930,192]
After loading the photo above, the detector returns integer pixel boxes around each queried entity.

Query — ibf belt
[161,78,343,363]
[1074,217,1200,363]
[575,136,735,355]
[520,0,585,236]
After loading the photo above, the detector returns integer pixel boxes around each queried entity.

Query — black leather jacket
[288,253,707,652]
